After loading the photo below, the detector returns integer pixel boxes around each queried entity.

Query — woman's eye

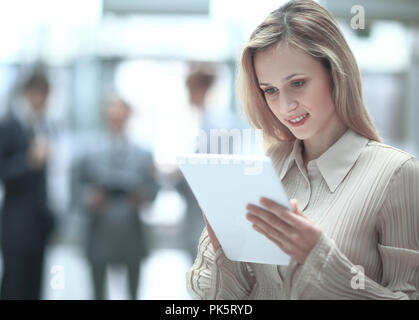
[292,80,305,88]
[263,87,278,95]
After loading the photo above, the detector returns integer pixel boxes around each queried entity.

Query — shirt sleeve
[186,227,256,300]
[290,157,419,300]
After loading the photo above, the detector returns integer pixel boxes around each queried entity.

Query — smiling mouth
[288,113,309,124]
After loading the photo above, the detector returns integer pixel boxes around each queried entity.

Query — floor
[41,243,192,300]
[0,188,196,300]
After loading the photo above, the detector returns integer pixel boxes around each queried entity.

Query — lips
[287,113,309,122]
[287,113,309,127]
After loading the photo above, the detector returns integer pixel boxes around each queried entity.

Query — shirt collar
[279,128,370,193]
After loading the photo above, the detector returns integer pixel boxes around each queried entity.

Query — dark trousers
[0,246,46,300]
[90,260,141,300]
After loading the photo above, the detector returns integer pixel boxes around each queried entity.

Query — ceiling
[103,0,210,15]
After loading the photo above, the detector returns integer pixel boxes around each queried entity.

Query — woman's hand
[203,214,221,252]
[246,197,322,265]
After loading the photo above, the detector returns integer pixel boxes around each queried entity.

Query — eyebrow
[259,73,305,86]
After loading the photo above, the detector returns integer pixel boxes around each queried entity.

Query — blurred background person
[172,64,241,262]
[72,97,159,300]
[186,63,241,155]
[0,0,417,300]
[172,66,215,262]
[0,68,55,299]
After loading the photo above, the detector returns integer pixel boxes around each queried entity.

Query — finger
[290,198,304,217]
[258,197,289,212]
[252,222,285,248]
[252,223,300,258]
[247,212,292,243]
[246,204,295,236]
[202,215,220,247]
[202,215,214,233]
[258,197,305,228]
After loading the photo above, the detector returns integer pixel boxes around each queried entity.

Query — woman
[186,0,419,299]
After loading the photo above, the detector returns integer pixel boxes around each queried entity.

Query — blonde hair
[237,0,381,151]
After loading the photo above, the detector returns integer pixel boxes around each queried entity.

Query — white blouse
[186,128,419,299]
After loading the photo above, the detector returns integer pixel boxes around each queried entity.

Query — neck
[302,117,348,165]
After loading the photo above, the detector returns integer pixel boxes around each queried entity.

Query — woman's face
[254,42,339,142]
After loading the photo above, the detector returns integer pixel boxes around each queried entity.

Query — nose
[279,93,298,115]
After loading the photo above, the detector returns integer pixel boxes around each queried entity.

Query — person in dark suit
[73,97,159,300]
[0,71,55,300]
[174,66,240,262]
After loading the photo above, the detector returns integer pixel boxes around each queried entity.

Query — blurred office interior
[0,0,418,299]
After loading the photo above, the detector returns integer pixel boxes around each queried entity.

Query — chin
[290,130,312,141]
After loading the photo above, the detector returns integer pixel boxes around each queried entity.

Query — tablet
[177,153,291,265]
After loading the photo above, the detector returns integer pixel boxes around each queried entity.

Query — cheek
[305,81,334,117]
[265,98,284,121]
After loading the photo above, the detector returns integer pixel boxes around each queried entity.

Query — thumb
[290,198,304,216]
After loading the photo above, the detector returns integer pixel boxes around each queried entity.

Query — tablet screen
[177,153,291,265]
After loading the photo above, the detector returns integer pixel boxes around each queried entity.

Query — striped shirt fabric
[186,128,419,299]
